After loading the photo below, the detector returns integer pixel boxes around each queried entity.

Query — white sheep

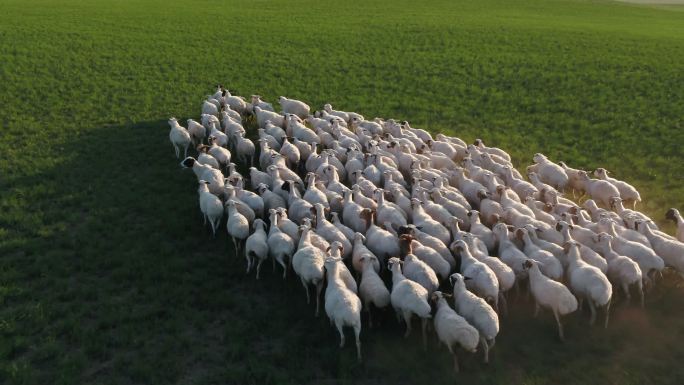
[267,210,295,279]
[324,244,363,362]
[577,170,620,208]
[358,254,390,327]
[451,240,500,311]
[245,219,269,279]
[226,200,250,256]
[592,232,644,307]
[450,273,499,364]
[527,153,568,191]
[387,257,432,349]
[635,220,684,280]
[431,291,480,373]
[594,168,641,209]
[254,106,284,128]
[665,208,684,242]
[279,96,310,118]
[180,157,225,196]
[251,95,274,111]
[522,260,578,341]
[292,225,326,315]
[517,228,563,280]
[198,180,223,236]
[564,242,612,327]
[168,118,191,158]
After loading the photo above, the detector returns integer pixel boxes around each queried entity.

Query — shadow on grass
[1,120,684,385]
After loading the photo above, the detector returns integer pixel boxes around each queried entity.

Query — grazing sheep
[635,220,684,280]
[431,291,480,373]
[577,170,621,208]
[522,260,578,341]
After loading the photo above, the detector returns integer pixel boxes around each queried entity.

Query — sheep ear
[326,246,331,252]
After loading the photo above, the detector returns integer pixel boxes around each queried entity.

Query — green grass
[1,0,684,384]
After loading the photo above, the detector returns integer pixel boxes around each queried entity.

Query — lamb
[450,273,499,364]
[665,208,684,242]
[399,225,456,269]
[267,210,295,279]
[451,240,500,311]
[358,254,390,327]
[558,161,585,197]
[410,199,451,245]
[635,220,684,280]
[323,246,363,363]
[198,180,223,236]
[245,219,269,279]
[279,96,310,118]
[577,170,621,208]
[387,257,432,349]
[201,99,219,117]
[331,212,355,242]
[196,146,220,169]
[592,232,644,307]
[292,225,326,315]
[206,140,232,169]
[397,237,440,295]
[522,260,578,341]
[564,242,612,327]
[226,200,250,256]
[168,117,191,158]
[594,168,641,209]
[431,291,480,373]
[187,118,206,147]
[555,221,608,274]
[526,153,568,191]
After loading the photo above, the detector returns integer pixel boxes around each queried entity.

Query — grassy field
[1,0,684,384]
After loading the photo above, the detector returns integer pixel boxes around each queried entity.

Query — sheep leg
[366,302,373,328]
[336,320,346,348]
[588,299,597,326]
[604,299,611,329]
[354,323,362,363]
[638,280,645,308]
[301,278,310,304]
[245,254,251,273]
[402,311,413,338]
[184,144,189,159]
[553,309,565,342]
[446,344,460,373]
[276,256,287,279]
[315,281,323,317]
[533,301,540,318]
[256,259,264,279]
[421,318,428,351]
[499,292,508,317]
[480,336,490,364]
[174,144,179,158]
[622,282,630,305]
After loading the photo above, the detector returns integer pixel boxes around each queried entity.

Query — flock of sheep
[168,86,684,371]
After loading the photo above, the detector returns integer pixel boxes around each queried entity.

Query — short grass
[1,0,684,384]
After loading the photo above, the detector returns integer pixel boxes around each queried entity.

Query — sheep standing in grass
[324,242,363,362]
[527,153,568,191]
[522,259,578,341]
[358,255,390,327]
[592,232,644,307]
[267,209,295,279]
[450,273,499,364]
[666,208,684,242]
[245,219,269,279]
[198,180,223,236]
[431,291,479,373]
[226,200,250,256]
[169,117,191,158]
[594,168,641,209]
[292,225,326,315]
[635,220,684,280]
[279,96,310,118]
[388,257,431,349]
[564,242,612,328]
[577,170,621,208]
